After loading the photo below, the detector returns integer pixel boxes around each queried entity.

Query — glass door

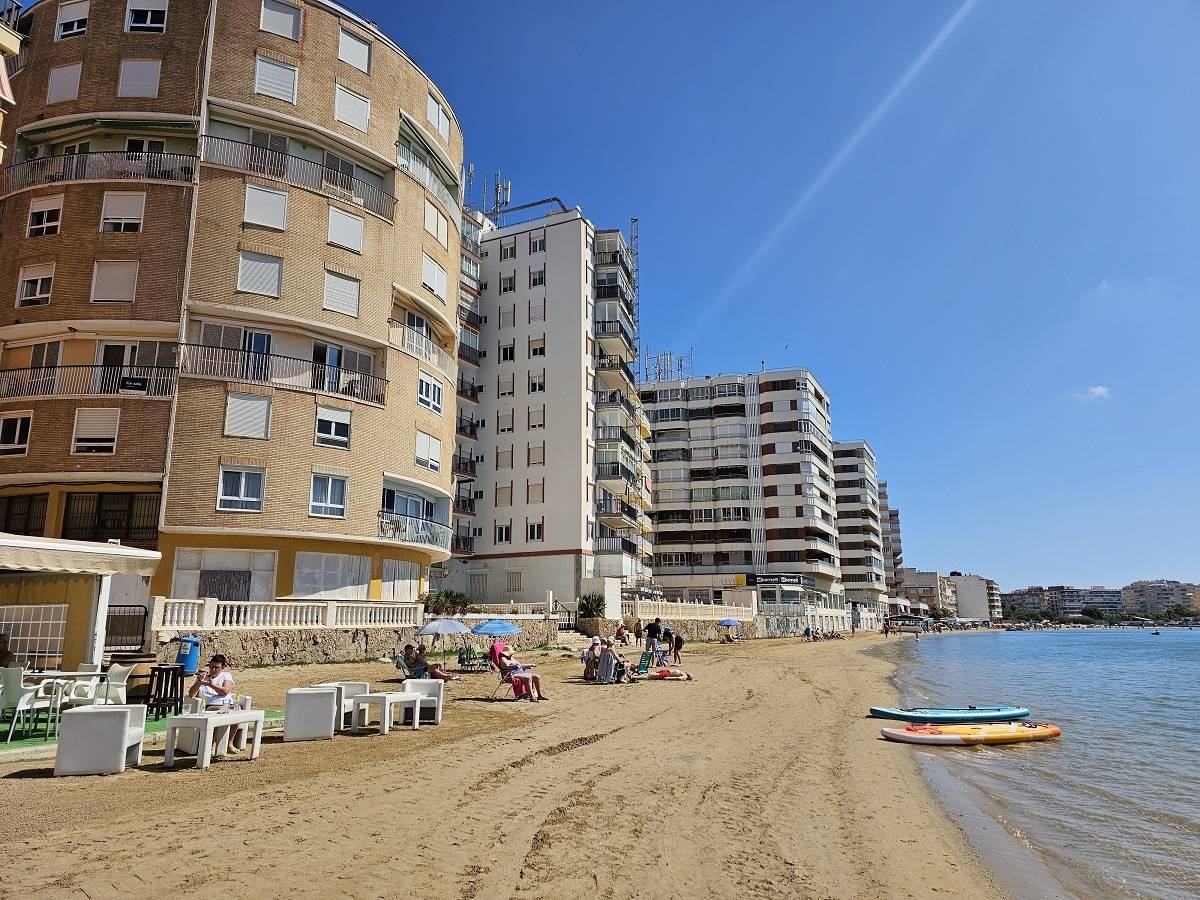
[242,330,272,381]
[61,141,91,180]
[96,342,136,394]
[29,341,61,395]
[312,342,341,393]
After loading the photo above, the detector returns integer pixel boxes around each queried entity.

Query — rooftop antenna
[643,348,693,384]
[464,163,476,211]
[489,171,512,223]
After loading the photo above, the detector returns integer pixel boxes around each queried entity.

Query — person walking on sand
[645,617,662,651]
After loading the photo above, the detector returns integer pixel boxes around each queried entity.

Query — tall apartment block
[642,368,851,630]
[438,206,653,607]
[947,573,1001,620]
[832,441,887,630]
[878,480,903,594]
[0,1,21,160]
[0,0,465,604]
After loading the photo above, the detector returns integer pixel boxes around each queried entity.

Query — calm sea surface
[872,628,1200,900]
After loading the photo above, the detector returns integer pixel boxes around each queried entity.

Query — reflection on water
[873,629,1200,900]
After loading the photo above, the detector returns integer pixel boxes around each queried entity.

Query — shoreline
[1,635,1008,899]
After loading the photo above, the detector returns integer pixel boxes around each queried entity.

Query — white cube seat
[54,705,146,776]
[284,687,337,742]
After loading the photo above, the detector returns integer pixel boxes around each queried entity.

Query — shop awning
[0,532,160,577]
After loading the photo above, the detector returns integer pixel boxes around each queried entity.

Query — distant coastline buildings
[1001,581,1199,618]
[948,573,1001,621]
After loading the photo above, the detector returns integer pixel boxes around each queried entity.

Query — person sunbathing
[498,647,549,701]
[634,666,696,682]
[414,644,461,682]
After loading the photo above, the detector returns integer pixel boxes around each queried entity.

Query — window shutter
[327,207,363,251]
[343,348,373,374]
[46,63,82,103]
[237,251,282,296]
[224,393,271,438]
[428,434,442,470]
[322,270,360,317]
[74,408,119,440]
[254,56,297,103]
[91,262,138,302]
[29,194,63,216]
[334,86,370,132]
[101,191,146,222]
[117,59,161,97]
[423,200,438,238]
[421,254,446,301]
[200,322,243,349]
[243,184,288,229]
[260,0,300,39]
[338,29,370,72]
[128,0,169,10]
[56,1,89,28]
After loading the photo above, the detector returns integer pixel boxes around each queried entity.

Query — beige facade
[0,0,463,604]
[833,440,886,629]
[896,567,957,616]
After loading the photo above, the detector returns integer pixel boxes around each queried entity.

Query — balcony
[597,461,636,487]
[451,534,475,556]
[389,321,455,379]
[451,455,476,478]
[596,425,639,453]
[596,389,637,419]
[456,377,481,403]
[596,497,638,524]
[457,342,480,367]
[179,344,386,405]
[2,150,197,199]
[596,354,636,387]
[203,136,395,221]
[594,319,635,352]
[452,494,476,516]
[596,536,638,556]
[0,364,176,400]
[595,283,635,317]
[396,139,461,223]
[457,304,483,331]
[456,415,479,439]
[377,511,451,552]
[593,249,632,278]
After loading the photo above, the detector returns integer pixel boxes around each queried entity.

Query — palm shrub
[578,592,606,619]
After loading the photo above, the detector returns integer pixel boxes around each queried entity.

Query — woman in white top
[188,654,235,711]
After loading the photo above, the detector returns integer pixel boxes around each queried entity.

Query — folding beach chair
[650,640,670,667]
[459,645,490,673]
[634,652,652,676]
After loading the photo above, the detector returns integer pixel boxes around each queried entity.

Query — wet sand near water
[0,636,1006,899]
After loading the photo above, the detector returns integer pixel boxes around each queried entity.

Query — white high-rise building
[948,574,1002,621]
[439,205,652,609]
[833,441,888,630]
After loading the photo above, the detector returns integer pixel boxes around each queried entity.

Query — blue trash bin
[175,635,202,675]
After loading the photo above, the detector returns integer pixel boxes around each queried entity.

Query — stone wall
[153,618,561,668]
[578,617,755,643]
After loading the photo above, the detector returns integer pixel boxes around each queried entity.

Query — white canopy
[0,532,160,577]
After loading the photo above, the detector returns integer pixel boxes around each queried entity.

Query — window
[529,406,545,429]
[529,372,545,393]
[63,493,159,542]
[101,191,146,232]
[238,251,282,296]
[528,481,544,504]
[529,300,545,322]
[497,412,514,434]
[497,374,514,397]
[423,200,448,247]
[0,493,49,535]
[293,552,370,600]
[117,59,161,97]
[91,261,138,303]
[17,265,54,307]
[310,474,347,518]
[499,275,515,294]
[322,270,360,317]
[72,408,119,454]
[126,0,168,33]
[27,195,63,237]
[254,56,298,104]
[260,0,300,39]
[528,443,545,466]
[46,63,82,103]
[495,484,512,507]
[500,243,516,261]
[218,466,264,511]
[495,523,511,544]
[0,414,31,457]
[499,342,514,362]
[528,520,544,541]
[327,206,363,252]
[334,85,370,132]
[426,92,451,141]
[338,27,370,71]
[529,235,545,253]
[315,406,351,448]
[506,571,522,593]
[496,447,513,469]
[243,184,288,229]
[415,430,442,472]
[56,1,89,38]
[223,393,271,438]
[421,253,447,301]
[529,337,545,358]
[530,269,545,288]
[417,371,443,413]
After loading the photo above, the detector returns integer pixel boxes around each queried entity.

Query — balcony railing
[152,596,422,631]
[2,150,197,198]
[596,461,635,485]
[389,321,455,379]
[593,249,632,277]
[452,494,476,516]
[452,534,475,555]
[595,283,634,314]
[596,389,637,419]
[396,140,461,223]
[456,377,481,402]
[456,415,479,439]
[203,135,395,221]
[596,536,638,556]
[179,344,386,405]
[460,232,482,257]
[457,304,483,330]
[594,319,635,349]
[457,343,480,366]
[597,498,638,522]
[0,364,176,400]
[451,455,476,477]
[377,511,451,551]
[596,354,636,385]
[595,425,639,452]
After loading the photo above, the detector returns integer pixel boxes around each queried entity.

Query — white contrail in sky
[681,0,979,343]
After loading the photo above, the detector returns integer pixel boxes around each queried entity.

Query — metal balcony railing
[455,416,479,439]
[595,425,639,452]
[456,377,481,402]
[596,462,635,485]
[596,389,637,419]
[457,343,480,366]
[594,319,635,349]
[179,344,386,405]
[0,364,176,400]
[1,0,22,32]
[203,135,395,221]
[596,354,635,385]
[2,150,197,198]
[452,455,476,477]
[457,304,483,330]
[452,534,475,554]
[596,498,638,521]
[388,321,455,378]
[396,140,461,223]
[377,511,451,551]
[452,494,476,515]
[460,232,482,257]
[596,536,638,556]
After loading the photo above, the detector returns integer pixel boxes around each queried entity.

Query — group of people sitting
[400,644,462,681]
[803,626,845,642]
[580,635,696,683]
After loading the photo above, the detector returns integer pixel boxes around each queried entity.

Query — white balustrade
[151,597,421,631]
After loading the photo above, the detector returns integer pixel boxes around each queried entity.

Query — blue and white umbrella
[717,618,741,627]
[416,618,473,666]
[471,619,522,637]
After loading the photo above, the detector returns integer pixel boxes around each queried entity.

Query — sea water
[873,628,1200,900]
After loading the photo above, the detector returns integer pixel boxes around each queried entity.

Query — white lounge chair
[312,681,370,730]
[283,687,337,742]
[61,663,104,708]
[400,679,444,726]
[54,705,146,776]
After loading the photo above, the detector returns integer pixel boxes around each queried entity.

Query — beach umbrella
[717,618,740,627]
[471,619,522,637]
[417,618,472,668]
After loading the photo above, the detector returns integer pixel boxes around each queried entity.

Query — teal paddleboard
[868,706,1031,724]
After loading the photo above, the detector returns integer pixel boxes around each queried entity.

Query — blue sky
[360,0,1200,590]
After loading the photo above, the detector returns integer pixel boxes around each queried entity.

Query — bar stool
[145,664,184,720]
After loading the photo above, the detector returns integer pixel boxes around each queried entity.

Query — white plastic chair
[94,663,133,704]
[2,666,37,741]
[62,663,104,708]
[283,687,337,742]
[401,679,444,726]
[6,675,64,742]
[312,681,370,730]
[54,705,146,776]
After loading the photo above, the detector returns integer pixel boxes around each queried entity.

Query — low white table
[351,691,421,734]
[163,709,266,769]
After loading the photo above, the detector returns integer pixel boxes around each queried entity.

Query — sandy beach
[0,636,1005,900]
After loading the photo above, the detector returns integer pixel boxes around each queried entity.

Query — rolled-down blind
[92,261,138,302]
[46,64,81,104]
[237,251,282,296]
[335,86,370,132]
[29,194,63,216]
[56,0,89,27]
[199,322,243,349]
[244,184,288,229]
[74,408,119,440]
[338,29,370,73]
[254,56,297,103]
[260,0,300,39]
[322,270,360,317]
[101,191,145,222]
[224,393,271,438]
[327,207,363,251]
[127,0,169,10]
[117,59,161,97]
[421,254,447,300]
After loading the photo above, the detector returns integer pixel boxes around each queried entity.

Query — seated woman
[614,623,631,646]
[498,647,549,702]
[582,637,602,681]
[402,644,428,677]
[413,644,461,682]
[634,666,696,682]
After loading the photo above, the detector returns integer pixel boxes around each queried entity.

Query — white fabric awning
[0,532,160,577]
[0,58,14,106]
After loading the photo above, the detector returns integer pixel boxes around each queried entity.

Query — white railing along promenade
[619,600,756,622]
[151,597,423,631]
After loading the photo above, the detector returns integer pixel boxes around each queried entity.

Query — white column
[86,574,114,665]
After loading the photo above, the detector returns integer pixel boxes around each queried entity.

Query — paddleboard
[868,706,1031,724]
[881,722,1063,746]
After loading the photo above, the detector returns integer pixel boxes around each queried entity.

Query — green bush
[577,592,606,619]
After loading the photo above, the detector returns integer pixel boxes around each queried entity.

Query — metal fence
[104,604,148,652]
[0,603,67,666]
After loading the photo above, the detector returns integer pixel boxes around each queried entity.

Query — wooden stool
[145,664,184,720]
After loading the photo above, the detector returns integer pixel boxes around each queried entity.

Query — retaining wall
[578,617,756,643]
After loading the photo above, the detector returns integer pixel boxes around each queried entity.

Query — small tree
[1080,606,1106,621]
[577,592,606,619]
